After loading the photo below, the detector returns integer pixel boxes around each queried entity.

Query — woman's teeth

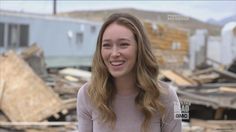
[110,61,125,66]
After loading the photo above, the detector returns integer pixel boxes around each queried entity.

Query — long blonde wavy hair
[88,13,165,132]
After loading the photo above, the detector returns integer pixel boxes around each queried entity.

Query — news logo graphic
[167,15,189,21]
[174,99,190,120]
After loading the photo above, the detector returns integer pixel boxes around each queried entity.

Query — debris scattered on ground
[0,45,88,132]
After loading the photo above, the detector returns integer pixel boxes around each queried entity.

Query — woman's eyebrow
[118,38,130,41]
[102,38,131,42]
[102,39,111,42]
[117,38,134,42]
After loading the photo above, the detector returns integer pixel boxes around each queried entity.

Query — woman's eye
[120,43,129,47]
[102,43,111,48]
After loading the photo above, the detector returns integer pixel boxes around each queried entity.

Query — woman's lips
[110,60,125,66]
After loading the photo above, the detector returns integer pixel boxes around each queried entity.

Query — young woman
[77,13,182,132]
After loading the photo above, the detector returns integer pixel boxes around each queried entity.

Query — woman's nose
[111,47,121,57]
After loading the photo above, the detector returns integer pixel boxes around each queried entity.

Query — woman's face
[101,23,137,78]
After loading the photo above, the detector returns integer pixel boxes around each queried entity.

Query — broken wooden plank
[191,119,236,131]
[190,119,219,129]
[178,88,236,109]
[160,70,194,86]
[177,90,219,107]
[62,98,76,110]
[219,87,236,93]
[0,121,77,127]
[59,68,91,81]
[25,126,77,132]
[0,51,63,122]
[24,121,77,132]
[191,67,214,76]
[190,72,219,84]
[213,68,236,80]
[64,75,79,82]
[178,83,236,89]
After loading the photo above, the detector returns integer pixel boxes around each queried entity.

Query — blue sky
[0,0,235,22]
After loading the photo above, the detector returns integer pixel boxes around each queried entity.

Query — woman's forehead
[102,23,135,40]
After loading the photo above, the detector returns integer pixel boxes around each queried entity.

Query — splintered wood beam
[178,83,236,89]
[177,90,219,106]
[219,87,236,93]
[191,67,214,76]
[191,119,221,129]
[160,70,194,86]
[0,121,77,126]
[191,118,236,130]
[62,98,77,110]
[213,68,236,80]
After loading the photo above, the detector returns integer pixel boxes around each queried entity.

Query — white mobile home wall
[0,11,101,68]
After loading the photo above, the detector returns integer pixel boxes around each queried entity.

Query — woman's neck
[114,74,137,96]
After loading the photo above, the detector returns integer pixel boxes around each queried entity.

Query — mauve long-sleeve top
[77,81,182,132]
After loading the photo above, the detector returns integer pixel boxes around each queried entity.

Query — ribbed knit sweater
[77,81,182,132]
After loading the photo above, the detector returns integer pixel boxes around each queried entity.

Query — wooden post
[214,107,224,120]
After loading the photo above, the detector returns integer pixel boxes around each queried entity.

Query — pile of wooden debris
[160,67,236,131]
[0,44,89,132]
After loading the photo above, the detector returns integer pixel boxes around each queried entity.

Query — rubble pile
[0,45,88,132]
[160,67,236,131]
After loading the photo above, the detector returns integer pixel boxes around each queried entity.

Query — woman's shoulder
[77,82,92,106]
[77,82,89,96]
[158,81,179,105]
[157,81,182,131]
[78,82,89,95]
[77,82,95,113]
